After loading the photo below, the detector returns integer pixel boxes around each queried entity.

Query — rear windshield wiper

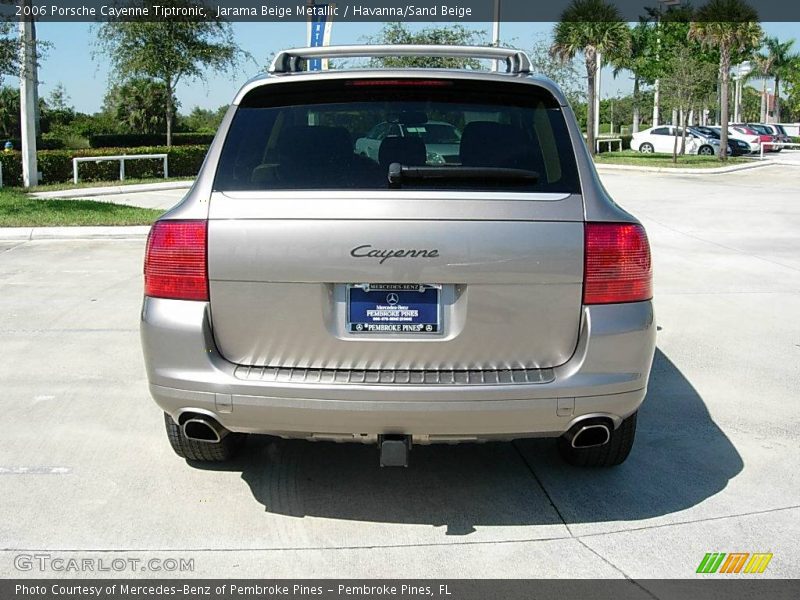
[387,163,539,188]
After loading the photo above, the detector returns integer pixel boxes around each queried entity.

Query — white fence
[760,142,800,160]
[72,154,169,185]
[596,137,624,153]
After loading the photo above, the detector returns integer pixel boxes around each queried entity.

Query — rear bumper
[141,299,656,441]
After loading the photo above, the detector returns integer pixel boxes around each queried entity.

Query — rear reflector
[144,220,208,301]
[584,223,652,305]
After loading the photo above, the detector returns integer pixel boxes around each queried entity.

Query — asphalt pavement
[0,166,798,580]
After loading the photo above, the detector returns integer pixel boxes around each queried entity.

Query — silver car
[141,45,655,468]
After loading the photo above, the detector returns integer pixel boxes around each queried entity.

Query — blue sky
[25,21,798,114]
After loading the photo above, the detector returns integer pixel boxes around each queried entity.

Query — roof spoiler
[269,45,532,75]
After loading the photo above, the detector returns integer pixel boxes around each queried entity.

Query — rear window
[213,79,580,193]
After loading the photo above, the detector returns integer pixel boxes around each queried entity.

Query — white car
[355,120,461,165]
[717,126,761,153]
[631,126,722,156]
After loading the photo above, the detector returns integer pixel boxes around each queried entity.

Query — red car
[732,124,778,152]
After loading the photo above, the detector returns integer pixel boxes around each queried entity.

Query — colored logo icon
[696,553,773,574]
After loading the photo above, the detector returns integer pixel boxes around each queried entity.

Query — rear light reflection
[144,220,208,301]
[584,223,653,305]
[347,79,453,87]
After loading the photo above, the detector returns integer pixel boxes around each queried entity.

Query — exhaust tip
[567,422,611,449]
[182,416,228,444]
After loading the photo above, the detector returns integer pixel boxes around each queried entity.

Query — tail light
[144,220,208,301]
[584,223,652,305]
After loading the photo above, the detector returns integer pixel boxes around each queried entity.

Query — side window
[373,123,391,141]
[652,127,670,136]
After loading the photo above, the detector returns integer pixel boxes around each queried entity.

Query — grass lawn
[594,150,752,168]
[27,176,192,193]
[0,188,163,227]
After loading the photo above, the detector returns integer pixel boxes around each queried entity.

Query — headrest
[460,122,534,169]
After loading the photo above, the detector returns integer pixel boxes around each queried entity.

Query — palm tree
[610,22,650,134]
[751,38,777,122]
[551,0,630,155]
[764,37,798,122]
[689,0,762,161]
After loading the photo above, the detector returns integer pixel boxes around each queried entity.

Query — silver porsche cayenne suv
[141,45,655,468]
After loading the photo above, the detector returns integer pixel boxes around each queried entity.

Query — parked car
[752,123,792,146]
[689,126,750,156]
[632,126,726,155]
[141,45,655,469]
[355,120,462,165]
[717,125,761,153]
[733,124,778,152]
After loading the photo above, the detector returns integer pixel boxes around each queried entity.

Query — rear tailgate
[206,76,585,371]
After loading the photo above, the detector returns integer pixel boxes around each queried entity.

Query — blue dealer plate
[348,284,440,334]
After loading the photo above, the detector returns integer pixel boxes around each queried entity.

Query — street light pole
[18,10,38,188]
[594,52,602,142]
[491,0,501,72]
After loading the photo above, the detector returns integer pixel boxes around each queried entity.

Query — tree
[95,0,246,145]
[102,78,178,135]
[47,83,71,112]
[762,37,798,122]
[630,4,699,128]
[740,84,761,122]
[689,0,762,160]
[528,35,585,108]
[0,20,15,83]
[365,23,484,69]
[551,0,631,155]
[181,105,228,133]
[660,46,718,162]
[609,22,652,133]
[783,56,800,122]
[0,85,19,138]
[750,38,777,122]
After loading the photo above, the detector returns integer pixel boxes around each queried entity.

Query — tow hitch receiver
[379,434,411,467]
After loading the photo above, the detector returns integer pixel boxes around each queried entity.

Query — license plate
[348,284,440,334]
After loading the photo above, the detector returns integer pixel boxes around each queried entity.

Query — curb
[31,180,193,199]
[594,159,774,175]
[0,226,150,241]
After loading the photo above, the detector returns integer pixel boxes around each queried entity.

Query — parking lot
[1,165,798,579]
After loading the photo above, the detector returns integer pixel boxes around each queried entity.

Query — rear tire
[698,145,715,156]
[164,413,243,462]
[639,143,654,154]
[557,412,637,467]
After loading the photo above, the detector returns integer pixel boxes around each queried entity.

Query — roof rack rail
[269,45,532,75]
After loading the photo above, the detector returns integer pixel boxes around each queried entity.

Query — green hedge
[0,145,209,187]
[1,152,23,187]
[88,133,215,148]
[4,137,67,151]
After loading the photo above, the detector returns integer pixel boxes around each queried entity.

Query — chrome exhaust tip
[566,422,611,449]
[182,416,229,444]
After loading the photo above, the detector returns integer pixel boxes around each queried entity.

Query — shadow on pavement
[190,348,742,533]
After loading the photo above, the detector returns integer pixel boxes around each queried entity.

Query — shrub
[0,152,23,187]
[4,137,66,150]
[1,145,209,186]
[88,133,215,148]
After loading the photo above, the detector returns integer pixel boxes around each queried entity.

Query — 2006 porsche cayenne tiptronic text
[141,45,655,468]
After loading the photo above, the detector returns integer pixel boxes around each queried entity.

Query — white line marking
[0,467,72,475]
